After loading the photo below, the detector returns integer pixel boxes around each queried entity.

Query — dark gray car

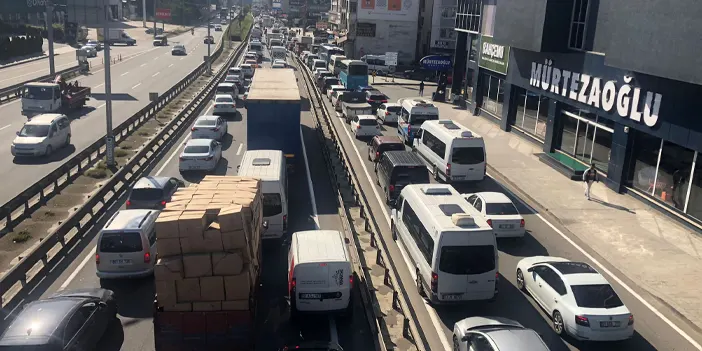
[126,176,184,209]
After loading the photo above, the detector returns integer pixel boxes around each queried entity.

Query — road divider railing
[0,28,235,237]
[0,27,250,312]
[0,65,81,104]
[296,57,426,351]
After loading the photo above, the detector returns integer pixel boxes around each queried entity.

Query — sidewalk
[0,44,75,70]
[379,85,702,332]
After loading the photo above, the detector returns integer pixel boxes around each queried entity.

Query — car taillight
[381,100,388,103]
[487,219,493,227]
[144,252,151,263]
[349,275,354,288]
[291,277,297,289]
[407,124,411,135]
[356,125,361,129]
[191,127,197,131]
[430,272,438,293]
[385,111,390,116]
[214,127,220,131]
[161,200,167,206]
[575,315,590,327]
[205,156,213,161]
[628,315,634,326]
[520,219,525,227]
[95,253,100,264]
[283,215,287,231]
[126,200,131,207]
[388,184,395,192]
[375,152,379,159]
[367,99,374,103]
[179,156,184,161]
[446,163,451,177]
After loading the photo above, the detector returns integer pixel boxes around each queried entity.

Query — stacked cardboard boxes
[153,176,264,312]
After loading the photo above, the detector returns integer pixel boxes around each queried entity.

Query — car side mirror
[461,335,469,342]
[344,237,350,245]
[16,131,19,136]
[367,140,372,146]
[98,301,108,309]
[177,180,185,187]
[527,267,534,273]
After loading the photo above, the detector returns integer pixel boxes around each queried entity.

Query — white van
[311,59,327,71]
[390,184,498,304]
[237,150,288,239]
[397,98,440,145]
[270,45,287,61]
[96,209,159,279]
[413,120,486,183]
[288,230,353,317]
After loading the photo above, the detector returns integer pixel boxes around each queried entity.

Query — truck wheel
[45,145,53,156]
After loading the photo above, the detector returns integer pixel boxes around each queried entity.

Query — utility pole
[142,0,147,27]
[153,0,158,39]
[103,1,116,168]
[46,0,56,76]
[207,0,212,74]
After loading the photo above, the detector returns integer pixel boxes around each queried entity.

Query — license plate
[188,165,201,170]
[442,293,462,300]
[300,293,321,299]
[110,259,132,265]
[499,224,514,229]
[600,321,621,328]
[452,175,465,179]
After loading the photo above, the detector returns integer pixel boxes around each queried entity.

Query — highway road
[6,46,375,350]
[296,59,702,351]
[0,44,85,91]
[0,26,224,205]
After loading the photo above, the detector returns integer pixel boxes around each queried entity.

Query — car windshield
[99,232,143,252]
[408,114,439,125]
[25,86,54,100]
[130,188,164,201]
[196,119,217,126]
[451,147,485,165]
[216,97,233,103]
[570,284,624,308]
[369,94,387,101]
[378,143,404,152]
[358,119,376,126]
[217,87,234,94]
[387,106,401,113]
[262,193,282,217]
[184,145,211,154]
[349,65,368,75]
[439,245,496,275]
[19,124,50,137]
[326,79,339,85]
[485,202,519,215]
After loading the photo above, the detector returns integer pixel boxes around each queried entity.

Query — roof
[475,192,511,203]
[294,230,348,262]
[341,59,365,65]
[238,150,284,180]
[25,82,57,87]
[381,151,424,166]
[401,98,438,109]
[133,176,171,190]
[357,114,376,120]
[373,135,403,144]
[402,184,492,232]
[383,102,401,107]
[423,120,483,141]
[218,82,236,87]
[26,113,64,124]
[247,69,300,102]
[195,115,219,122]
[455,316,523,331]
[104,209,154,230]
[0,297,85,342]
[343,102,372,108]
[185,138,213,146]
[561,271,609,286]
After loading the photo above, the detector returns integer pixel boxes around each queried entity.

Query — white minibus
[396,98,440,145]
[237,150,288,239]
[329,54,347,75]
[390,184,498,304]
[413,120,486,183]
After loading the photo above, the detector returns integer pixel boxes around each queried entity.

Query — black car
[126,176,184,209]
[0,289,117,350]
[365,90,389,112]
[402,68,433,81]
[316,73,335,88]
[204,36,215,44]
[321,77,340,93]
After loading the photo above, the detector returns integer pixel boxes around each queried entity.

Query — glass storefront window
[464,68,474,102]
[480,73,504,119]
[685,154,702,219]
[630,133,663,197]
[514,87,549,141]
[558,108,613,173]
[656,141,695,210]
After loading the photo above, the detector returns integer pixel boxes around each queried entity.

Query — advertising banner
[356,23,376,37]
[420,55,452,71]
[478,35,510,75]
[357,0,418,22]
[155,8,171,20]
[307,0,332,13]
[316,22,328,30]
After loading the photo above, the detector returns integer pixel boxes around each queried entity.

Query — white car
[179,139,222,172]
[228,67,242,78]
[214,24,223,31]
[171,44,187,55]
[376,102,401,124]
[271,63,286,68]
[273,59,286,67]
[213,94,237,115]
[332,91,345,111]
[80,45,97,57]
[240,64,254,78]
[464,192,525,238]
[516,256,634,341]
[350,115,380,138]
[314,68,329,79]
[85,40,102,50]
[191,115,228,140]
[327,85,347,101]
[224,74,241,84]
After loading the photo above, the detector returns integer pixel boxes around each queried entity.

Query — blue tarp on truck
[245,68,301,165]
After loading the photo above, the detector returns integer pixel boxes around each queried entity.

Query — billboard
[356,0,418,21]
[307,0,331,13]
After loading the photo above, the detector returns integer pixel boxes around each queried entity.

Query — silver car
[453,316,550,351]
[96,210,159,279]
[80,45,97,57]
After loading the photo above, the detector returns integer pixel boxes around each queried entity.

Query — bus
[360,54,395,76]
[338,60,369,90]
[329,55,347,75]
[319,44,345,67]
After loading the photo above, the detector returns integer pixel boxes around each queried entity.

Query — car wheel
[516,269,526,291]
[416,272,426,297]
[433,165,441,182]
[391,222,397,241]
[45,145,53,156]
[453,335,460,351]
[553,311,565,335]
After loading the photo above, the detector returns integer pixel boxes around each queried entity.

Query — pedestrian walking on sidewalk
[583,163,599,200]
[419,80,425,96]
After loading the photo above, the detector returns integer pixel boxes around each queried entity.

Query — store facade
[498,48,702,223]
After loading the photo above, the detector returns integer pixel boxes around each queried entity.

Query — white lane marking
[329,316,339,344]
[97,103,106,109]
[58,247,96,291]
[168,64,174,68]
[300,126,320,230]
[94,83,105,89]
[120,72,129,76]
[153,57,159,60]
[486,172,702,350]
[140,63,147,67]
[236,143,243,155]
[0,124,12,131]
[180,57,185,61]
[152,72,160,77]
[131,83,141,89]
[156,103,215,176]
[334,105,453,351]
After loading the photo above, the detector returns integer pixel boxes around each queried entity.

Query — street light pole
[153,0,158,39]
[142,0,147,27]
[103,1,116,167]
[207,0,212,74]
[46,0,56,76]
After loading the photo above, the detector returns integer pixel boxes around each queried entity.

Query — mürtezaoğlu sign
[530,60,663,127]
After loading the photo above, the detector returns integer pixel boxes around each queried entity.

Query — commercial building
[451,0,702,227]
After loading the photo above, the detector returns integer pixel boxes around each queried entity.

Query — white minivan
[390,184,499,304]
[413,120,486,183]
[288,230,353,318]
[237,150,288,239]
[96,209,159,279]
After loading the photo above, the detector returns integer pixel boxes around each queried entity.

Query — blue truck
[245,68,301,170]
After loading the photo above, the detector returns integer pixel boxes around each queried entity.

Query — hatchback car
[327,85,348,101]
[96,209,159,279]
[321,77,340,94]
[351,115,380,138]
[244,59,258,68]
[80,45,97,57]
[171,44,187,55]
[126,176,183,209]
[376,102,401,124]
[191,115,228,140]
[213,94,237,115]
[11,113,71,158]
[464,192,525,238]
[365,90,388,112]
[224,74,242,84]
[332,92,345,111]
[179,139,222,172]
[214,24,223,31]
[85,39,102,50]
[204,35,215,44]
[228,67,243,78]
[0,289,117,350]
[367,135,404,162]
[452,316,550,351]
[240,64,254,78]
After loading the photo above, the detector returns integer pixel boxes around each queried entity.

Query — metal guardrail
[296,57,426,351]
[0,32,231,236]
[0,28,251,311]
[0,65,81,104]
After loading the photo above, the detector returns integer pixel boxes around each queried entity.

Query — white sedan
[376,102,401,124]
[191,115,228,140]
[179,139,222,172]
[271,63,286,68]
[171,44,187,55]
[213,94,237,115]
[464,192,525,238]
[516,256,634,341]
[351,115,380,138]
[273,59,286,67]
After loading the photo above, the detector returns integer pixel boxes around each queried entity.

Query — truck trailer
[245,69,300,169]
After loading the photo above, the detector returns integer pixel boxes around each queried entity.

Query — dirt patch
[0,220,56,270]
[46,193,86,210]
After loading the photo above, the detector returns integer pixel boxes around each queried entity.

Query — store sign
[316,21,328,30]
[356,22,376,37]
[479,35,509,75]
[420,55,452,71]
[155,8,171,19]
[530,60,663,127]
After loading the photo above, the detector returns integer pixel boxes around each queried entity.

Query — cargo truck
[97,28,136,45]
[21,75,91,117]
[245,69,301,171]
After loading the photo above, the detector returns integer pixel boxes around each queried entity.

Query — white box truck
[97,28,136,46]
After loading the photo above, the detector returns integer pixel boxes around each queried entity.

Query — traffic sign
[384,52,398,66]
[155,8,171,20]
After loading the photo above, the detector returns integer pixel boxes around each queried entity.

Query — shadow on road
[96,317,125,350]
[100,277,155,319]
[91,93,138,101]
[13,144,76,165]
[181,157,230,183]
